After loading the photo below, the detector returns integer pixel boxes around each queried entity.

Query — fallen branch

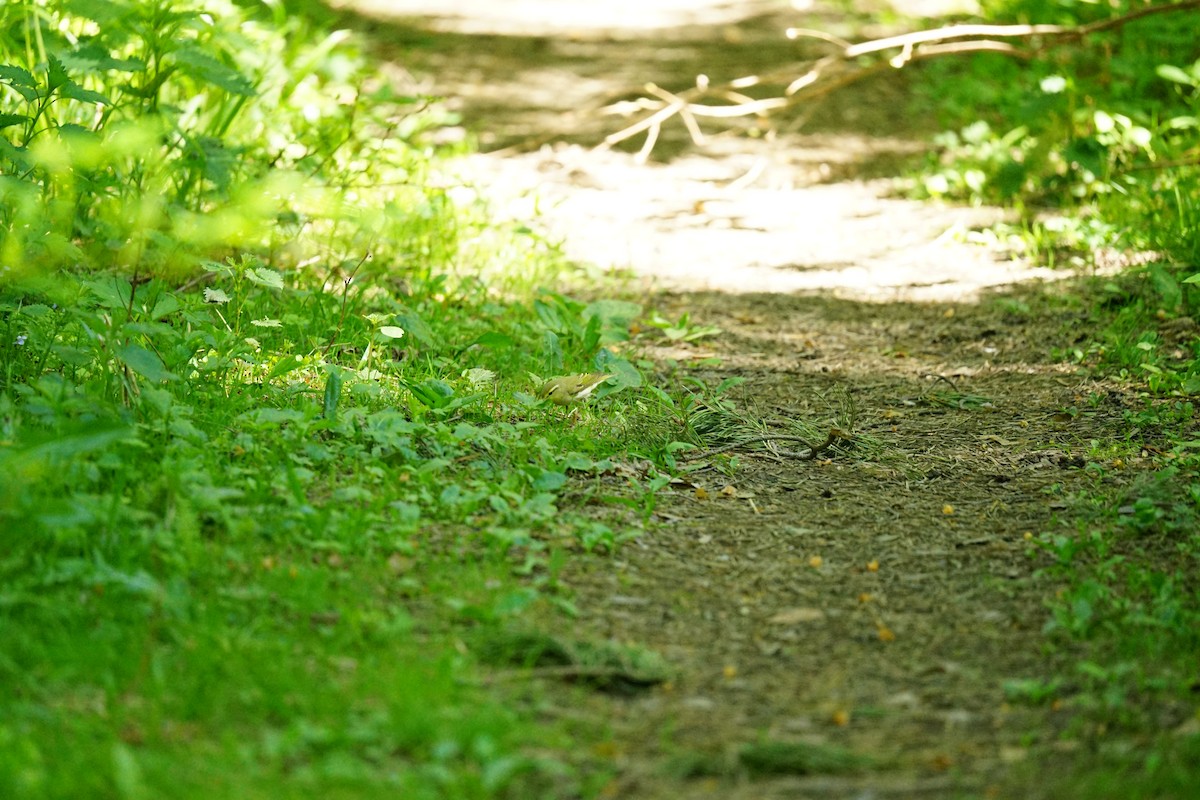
[601,0,1200,161]
[680,427,850,461]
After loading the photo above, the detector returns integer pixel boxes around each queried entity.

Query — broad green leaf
[323,366,344,420]
[394,308,436,347]
[1148,263,1182,311]
[85,276,133,309]
[584,299,641,326]
[60,81,110,105]
[266,355,306,382]
[594,350,642,388]
[171,47,256,96]
[117,343,176,382]
[0,421,130,469]
[462,367,495,388]
[57,0,125,24]
[533,299,567,334]
[582,313,602,352]
[56,44,144,74]
[467,331,513,350]
[149,295,181,320]
[532,470,567,492]
[246,267,284,289]
[1157,64,1196,86]
[46,54,70,91]
[0,65,37,87]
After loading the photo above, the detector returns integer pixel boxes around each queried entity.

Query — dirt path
[353,0,1063,302]
[562,288,1107,797]
[337,1,1130,795]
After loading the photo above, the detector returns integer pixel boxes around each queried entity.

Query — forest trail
[349,0,1066,302]
[340,1,1131,796]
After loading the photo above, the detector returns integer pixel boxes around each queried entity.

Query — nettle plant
[0,0,451,278]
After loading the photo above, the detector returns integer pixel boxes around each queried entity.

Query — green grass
[6,0,1200,796]
[902,1,1200,792]
[0,2,688,796]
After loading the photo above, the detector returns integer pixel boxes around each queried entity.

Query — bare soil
[559,287,1122,798]
[335,1,1157,796]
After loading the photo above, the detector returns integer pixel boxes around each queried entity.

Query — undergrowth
[907,0,1200,794]
[0,1,715,797]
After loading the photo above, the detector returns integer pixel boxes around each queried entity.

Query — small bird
[537,373,614,405]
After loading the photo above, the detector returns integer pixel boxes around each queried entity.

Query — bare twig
[680,428,849,461]
[604,0,1200,162]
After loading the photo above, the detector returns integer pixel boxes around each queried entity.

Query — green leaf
[407,379,455,409]
[379,325,405,340]
[1157,64,1197,87]
[467,331,514,350]
[171,47,255,96]
[0,113,29,130]
[60,81,110,105]
[46,54,70,91]
[582,313,602,352]
[532,470,568,492]
[1148,263,1182,311]
[323,367,344,420]
[55,44,144,74]
[584,299,642,343]
[117,344,177,383]
[266,355,306,382]
[533,299,567,334]
[594,350,642,389]
[0,422,130,470]
[85,276,133,309]
[111,742,148,800]
[58,0,126,25]
[393,309,437,348]
[541,330,563,371]
[149,295,181,320]
[0,65,38,88]
[246,267,284,289]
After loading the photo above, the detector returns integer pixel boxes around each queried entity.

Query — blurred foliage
[0,2,679,796]
[912,0,1200,382]
[0,0,460,283]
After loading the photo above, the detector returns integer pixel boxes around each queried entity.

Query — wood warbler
[537,373,613,405]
